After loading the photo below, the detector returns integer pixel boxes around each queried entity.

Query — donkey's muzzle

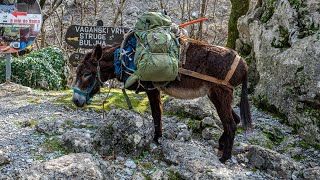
[72,96,85,107]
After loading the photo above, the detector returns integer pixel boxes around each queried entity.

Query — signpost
[66,23,129,67]
[69,52,84,67]
[65,25,129,49]
[0,0,42,83]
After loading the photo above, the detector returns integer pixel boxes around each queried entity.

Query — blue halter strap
[73,79,97,104]
[73,58,104,104]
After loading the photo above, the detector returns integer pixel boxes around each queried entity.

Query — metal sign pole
[5,53,11,83]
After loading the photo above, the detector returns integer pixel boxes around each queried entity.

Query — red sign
[0,1,42,53]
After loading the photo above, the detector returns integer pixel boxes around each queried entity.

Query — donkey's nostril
[73,98,79,106]
[73,98,84,107]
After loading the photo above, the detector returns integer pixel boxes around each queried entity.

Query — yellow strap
[178,55,241,89]
[180,37,208,45]
[223,55,240,84]
[178,68,234,89]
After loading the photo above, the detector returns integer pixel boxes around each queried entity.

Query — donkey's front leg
[146,89,163,143]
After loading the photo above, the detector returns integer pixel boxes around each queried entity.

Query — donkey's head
[72,44,118,107]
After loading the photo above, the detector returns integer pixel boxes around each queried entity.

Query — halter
[73,57,104,104]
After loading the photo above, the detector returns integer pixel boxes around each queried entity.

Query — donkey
[72,42,252,162]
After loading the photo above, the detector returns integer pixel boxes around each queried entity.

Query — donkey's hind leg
[218,110,240,152]
[208,88,236,163]
[232,110,240,124]
[146,89,163,144]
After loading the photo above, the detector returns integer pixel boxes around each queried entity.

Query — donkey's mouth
[73,98,85,107]
[72,93,87,107]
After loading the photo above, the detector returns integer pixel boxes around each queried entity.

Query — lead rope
[96,56,113,119]
[101,79,114,119]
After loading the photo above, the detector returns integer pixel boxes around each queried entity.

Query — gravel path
[0,83,101,178]
[0,83,319,179]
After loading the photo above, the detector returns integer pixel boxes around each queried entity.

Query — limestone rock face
[237,0,320,144]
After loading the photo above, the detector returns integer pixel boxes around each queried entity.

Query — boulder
[302,167,320,180]
[19,153,105,179]
[237,0,320,144]
[93,109,154,156]
[246,145,299,179]
[62,129,94,153]
[201,126,223,141]
[0,150,9,166]
[163,96,220,120]
[36,120,64,135]
[162,140,252,179]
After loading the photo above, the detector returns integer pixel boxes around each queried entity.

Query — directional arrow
[12,11,27,17]
[67,37,79,41]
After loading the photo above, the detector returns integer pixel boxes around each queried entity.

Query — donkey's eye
[83,73,92,79]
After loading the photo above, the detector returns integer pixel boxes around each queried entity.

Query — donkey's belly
[160,86,209,99]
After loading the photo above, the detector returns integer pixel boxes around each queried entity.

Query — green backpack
[125,12,180,88]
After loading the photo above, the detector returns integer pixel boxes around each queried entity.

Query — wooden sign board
[65,25,129,49]
[69,52,84,67]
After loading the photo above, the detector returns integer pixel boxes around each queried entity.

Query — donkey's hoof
[219,157,228,163]
[219,155,231,163]
[153,137,162,145]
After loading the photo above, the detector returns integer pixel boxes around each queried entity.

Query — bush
[0,47,67,90]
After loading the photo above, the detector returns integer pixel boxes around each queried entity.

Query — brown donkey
[72,42,252,162]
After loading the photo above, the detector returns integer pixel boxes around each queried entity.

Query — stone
[163,96,220,120]
[246,145,298,179]
[62,128,94,153]
[125,160,137,169]
[201,126,222,140]
[116,156,125,161]
[93,109,154,157]
[109,104,116,109]
[302,167,320,180]
[20,120,33,128]
[0,150,9,166]
[202,117,221,128]
[132,172,146,180]
[124,168,133,176]
[162,139,251,179]
[287,147,303,158]
[35,120,64,135]
[19,153,104,179]
[177,129,192,141]
[151,169,164,180]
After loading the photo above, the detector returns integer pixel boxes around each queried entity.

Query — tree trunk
[226,0,249,49]
[196,0,208,40]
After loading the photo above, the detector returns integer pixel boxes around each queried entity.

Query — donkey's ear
[92,44,103,62]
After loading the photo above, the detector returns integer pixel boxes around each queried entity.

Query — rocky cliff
[237,0,320,144]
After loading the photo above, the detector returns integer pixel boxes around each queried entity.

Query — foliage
[0,47,67,90]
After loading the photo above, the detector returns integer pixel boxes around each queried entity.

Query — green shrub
[0,47,67,90]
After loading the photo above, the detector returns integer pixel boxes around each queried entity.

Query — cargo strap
[178,55,241,89]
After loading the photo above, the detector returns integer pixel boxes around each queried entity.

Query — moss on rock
[260,0,276,23]
[271,26,291,48]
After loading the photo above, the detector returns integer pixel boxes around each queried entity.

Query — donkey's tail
[240,71,252,130]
